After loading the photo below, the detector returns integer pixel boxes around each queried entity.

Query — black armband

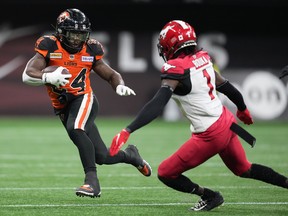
[126,86,173,133]
[216,80,246,111]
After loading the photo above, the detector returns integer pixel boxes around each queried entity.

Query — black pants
[57,93,126,173]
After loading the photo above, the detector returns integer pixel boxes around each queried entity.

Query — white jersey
[160,51,223,133]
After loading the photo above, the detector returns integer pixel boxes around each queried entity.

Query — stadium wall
[0,2,287,120]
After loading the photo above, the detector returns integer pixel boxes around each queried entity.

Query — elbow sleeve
[127,86,173,133]
[216,80,246,111]
[22,71,43,86]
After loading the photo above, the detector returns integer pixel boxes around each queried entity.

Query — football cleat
[75,184,101,198]
[137,160,152,177]
[190,192,224,211]
[124,144,152,177]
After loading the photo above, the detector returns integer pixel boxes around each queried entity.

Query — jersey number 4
[51,68,86,94]
[70,68,86,93]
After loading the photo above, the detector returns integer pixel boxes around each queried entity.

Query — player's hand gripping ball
[41,66,71,88]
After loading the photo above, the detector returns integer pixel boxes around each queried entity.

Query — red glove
[236,108,253,125]
[109,129,130,156]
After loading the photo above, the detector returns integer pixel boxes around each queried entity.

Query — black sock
[158,174,200,193]
[246,163,288,189]
[84,170,97,185]
[84,170,101,192]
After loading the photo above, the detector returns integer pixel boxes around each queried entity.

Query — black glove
[279,65,288,79]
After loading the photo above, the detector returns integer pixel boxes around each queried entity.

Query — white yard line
[1,202,288,208]
[0,185,280,190]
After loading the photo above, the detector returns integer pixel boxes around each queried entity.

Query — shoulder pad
[86,38,104,59]
[35,35,57,51]
[161,59,185,75]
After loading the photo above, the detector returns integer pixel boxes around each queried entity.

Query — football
[42,66,70,74]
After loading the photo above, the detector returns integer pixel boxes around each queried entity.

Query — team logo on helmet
[58,12,70,24]
[159,25,176,40]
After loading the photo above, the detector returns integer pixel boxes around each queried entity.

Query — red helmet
[157,20,197,62]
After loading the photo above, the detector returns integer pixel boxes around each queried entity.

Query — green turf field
[0,117,287,216]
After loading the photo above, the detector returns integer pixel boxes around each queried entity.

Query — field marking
[0,173,234,177]
[1,202,288,208]
[0,185,280,190]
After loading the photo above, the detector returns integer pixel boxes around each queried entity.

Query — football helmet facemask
[157,20,197,62]
[56,8,91,53]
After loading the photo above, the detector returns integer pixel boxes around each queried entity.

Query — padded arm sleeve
[126,86,173,133]
[216,80,246,111]
[22,70,43,86]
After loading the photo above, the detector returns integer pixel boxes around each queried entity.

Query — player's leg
[85,95,151,176]
[220,133,288,189]
[241,164,288,188]
[88,123,151,176]
[60,93,101,198]
[157,135,224,211]
[121,144,152,176]
[69,128,101,198]
[157,109,240,211]
[219,130,252,176]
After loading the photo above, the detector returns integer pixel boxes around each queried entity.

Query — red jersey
[35,35,104,109]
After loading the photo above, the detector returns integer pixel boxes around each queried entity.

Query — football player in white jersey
[109,20,288,211]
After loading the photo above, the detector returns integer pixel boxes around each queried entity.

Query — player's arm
[109,78,178,156]
[92,59,123,89]
[215,71,246,111]
[215,71,253,125]
[22,53,71,87]
[22,53,47,85]
[125,78,178,133]
[92,59,135,96]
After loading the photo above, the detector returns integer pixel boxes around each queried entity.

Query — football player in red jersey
[22,8,152,198]
[110,20,288,211]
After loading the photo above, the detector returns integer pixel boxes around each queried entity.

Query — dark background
[2,0,288,69]
[1,1,288,118]
[2,0,287,33]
